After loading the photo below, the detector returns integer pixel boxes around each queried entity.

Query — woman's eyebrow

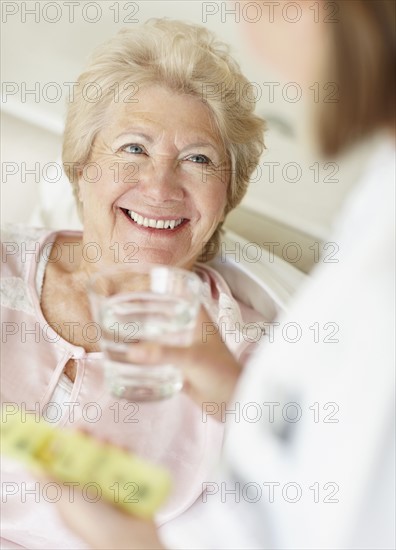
[183,141,218,150]
[114,131,153,142]
[180,135,225,155]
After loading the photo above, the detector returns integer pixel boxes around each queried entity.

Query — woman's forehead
[100,86,224,148]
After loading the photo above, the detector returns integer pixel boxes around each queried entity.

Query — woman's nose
[138,158,184,203]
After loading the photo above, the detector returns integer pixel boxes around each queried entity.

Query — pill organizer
[0,414,171,519]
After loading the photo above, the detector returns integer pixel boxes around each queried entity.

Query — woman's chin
[127,247,184,268]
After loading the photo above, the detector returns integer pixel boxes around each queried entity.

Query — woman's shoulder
[1,224,60,277]
[1,223,55,246]
[196,258,285,325]
[195,262,270,364]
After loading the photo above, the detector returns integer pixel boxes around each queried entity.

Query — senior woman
[0,19,265,550]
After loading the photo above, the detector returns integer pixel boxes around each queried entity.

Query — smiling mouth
[120,208,187,230]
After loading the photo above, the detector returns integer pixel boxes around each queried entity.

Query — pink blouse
[1,225,264,549]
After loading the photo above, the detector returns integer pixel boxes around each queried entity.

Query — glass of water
[88,265,202,401]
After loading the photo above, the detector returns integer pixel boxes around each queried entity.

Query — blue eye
[122,144,145,154]
[187,154,210,164]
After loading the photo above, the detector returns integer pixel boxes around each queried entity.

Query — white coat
[160,137,395,550]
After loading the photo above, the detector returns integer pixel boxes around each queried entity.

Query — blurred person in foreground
[58,0,395,548]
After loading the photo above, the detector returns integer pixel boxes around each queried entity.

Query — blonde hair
[62,19,265,261]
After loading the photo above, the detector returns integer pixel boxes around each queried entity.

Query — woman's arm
[127,307,242,420]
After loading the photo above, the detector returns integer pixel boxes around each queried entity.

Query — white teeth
[126,210,184,230]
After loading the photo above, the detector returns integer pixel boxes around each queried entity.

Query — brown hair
[320,0,395,157]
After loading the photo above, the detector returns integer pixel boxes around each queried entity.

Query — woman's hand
[127,307,242,419]
[57,489,165,550]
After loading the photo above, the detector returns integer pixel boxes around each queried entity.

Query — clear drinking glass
[88,265,202,401]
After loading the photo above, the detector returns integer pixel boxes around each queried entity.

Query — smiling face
[77,85,229,270]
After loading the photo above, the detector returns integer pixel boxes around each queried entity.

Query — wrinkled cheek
[81,190,117,247]
[187,222,215,261]
[82,194,104,225]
